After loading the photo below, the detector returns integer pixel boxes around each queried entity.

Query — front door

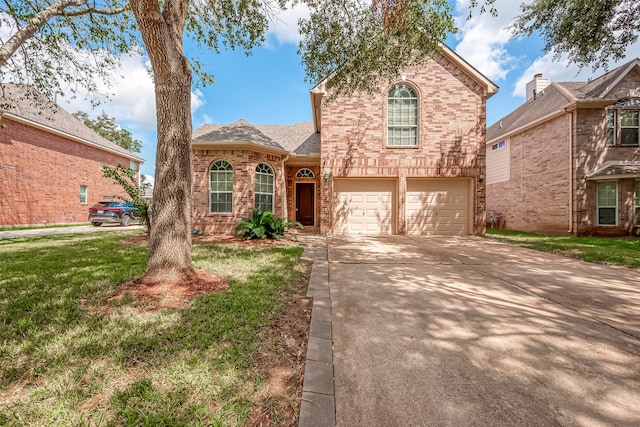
[296,183,315,226]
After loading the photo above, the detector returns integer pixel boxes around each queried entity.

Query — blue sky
[58,0,640,183]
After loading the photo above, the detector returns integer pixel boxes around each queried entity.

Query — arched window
[296,168,315,178]
[209,160,233,213]
[387,83,418,146]
[255,163,274,212]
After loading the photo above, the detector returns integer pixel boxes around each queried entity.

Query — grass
[486,229,640,268]
[0,231,308,426]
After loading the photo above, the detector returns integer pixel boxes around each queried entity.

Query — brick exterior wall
[487,67,640,237]
[192,149,288,234]
[319,57,488,235]
[0,118,139,227]
[487,114,572,234]
[575,107,640,236]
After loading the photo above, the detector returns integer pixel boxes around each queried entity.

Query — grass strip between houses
[0,231,309,426]
[486,229,640,269]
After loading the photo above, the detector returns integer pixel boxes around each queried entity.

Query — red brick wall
[319,57,488,235]
[192,149,287,234]
[0,118,138,226]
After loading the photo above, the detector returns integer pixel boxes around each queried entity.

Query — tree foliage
[0,0,138,105]
[298,0,456,96]
[510,0,640,69]
[73,111,142,153]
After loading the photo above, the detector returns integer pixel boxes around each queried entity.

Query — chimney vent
[526,73,550,102]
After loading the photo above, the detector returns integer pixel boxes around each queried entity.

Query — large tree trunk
[130,0,196,284]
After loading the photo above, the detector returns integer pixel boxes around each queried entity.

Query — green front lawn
[0,231,309,426]
[486,229,640,269]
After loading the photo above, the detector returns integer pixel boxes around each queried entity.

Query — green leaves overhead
[297,0,456,97]
[73,111,143,153]
[0,0,139,105]
[511,0,640,70]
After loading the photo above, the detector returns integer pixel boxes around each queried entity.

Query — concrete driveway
[328,236,640,426]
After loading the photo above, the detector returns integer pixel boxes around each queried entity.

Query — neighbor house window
[296,168,315,178]
[608,99,640,146]
[620,110,639,146]
[79,185,87,204]
[209,160,233,213]
[387,83,418,146]
[606,110,616,145]
[130,160,138,171]
[255,163,274,212]
[597,181,617,225]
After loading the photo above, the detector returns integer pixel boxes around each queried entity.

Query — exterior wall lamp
[323,170,330,181]
[479,172,485,182]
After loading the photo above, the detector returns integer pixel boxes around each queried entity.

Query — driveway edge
[299,237,335,427]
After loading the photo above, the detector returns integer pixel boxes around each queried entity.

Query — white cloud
[59,52,157,130]
[61,52,207,132]
[267,2,309,45]
[453,0,522,81]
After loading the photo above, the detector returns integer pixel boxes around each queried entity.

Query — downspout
[282,154,289,219]
[567,110,573,233]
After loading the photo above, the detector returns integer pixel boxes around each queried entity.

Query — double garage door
[333,178,470,235]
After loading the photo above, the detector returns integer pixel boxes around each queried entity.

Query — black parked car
[88,201,139,226]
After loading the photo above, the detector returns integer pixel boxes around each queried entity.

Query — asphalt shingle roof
[0,84,143,162]
[487,58,640,142]
[193,119,320,155]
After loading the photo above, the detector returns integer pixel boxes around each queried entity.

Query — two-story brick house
[486,58,640,236]
[192,45,498,235]
[0,84,144,227]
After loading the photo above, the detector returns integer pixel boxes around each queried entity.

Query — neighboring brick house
[0,84,144,227]
[486,58,640,236]
[192,45,498,235]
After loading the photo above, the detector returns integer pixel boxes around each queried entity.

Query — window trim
[209,160,234,214]
[387,82,419,147]
[597,181,618,226]
[295,168,315,179]
[620,110,639,146]
[606,109,616,145]
[255,163,275,213]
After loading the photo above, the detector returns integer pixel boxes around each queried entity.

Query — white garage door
[333,179,395,235]
[406,178,470,235]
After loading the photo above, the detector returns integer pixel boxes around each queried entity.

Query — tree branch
[0,0,128,67]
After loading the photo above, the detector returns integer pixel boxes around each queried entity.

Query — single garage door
[333,179,395,235]
[406,178,470,235]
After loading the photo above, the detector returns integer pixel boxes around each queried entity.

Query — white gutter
[281,154,289,218]
[3,113,144,162]
[567,110,573,233]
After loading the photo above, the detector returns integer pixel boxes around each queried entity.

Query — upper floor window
[255,163,274,213]
[621,110,639,146]
[607,99,640,146]
[387,83,418,146]
[296,168,315,178]
[209,160,233,213]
